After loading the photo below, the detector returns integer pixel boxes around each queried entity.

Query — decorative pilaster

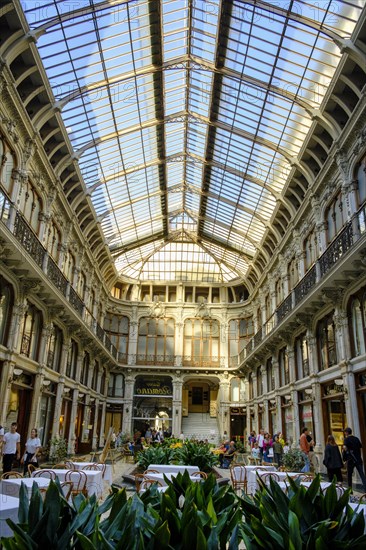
[51,377,65,438]
[172,376,183,437]
[68,388,79,455]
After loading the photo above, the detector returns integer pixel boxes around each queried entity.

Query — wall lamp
[9,368,23,384]
[41,379,51,392]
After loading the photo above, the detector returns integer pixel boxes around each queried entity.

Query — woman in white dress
[22,428,41,475]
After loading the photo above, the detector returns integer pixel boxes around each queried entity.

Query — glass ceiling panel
[22,0,362,283]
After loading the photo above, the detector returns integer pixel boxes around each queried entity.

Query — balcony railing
[0,190,118,360]
[244,208,365,361]
[136,354,175,365]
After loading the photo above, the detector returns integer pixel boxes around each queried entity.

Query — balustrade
[294,265,316,306]
[47,257,68,297]
[13,213,45,269]
[319,222,353,277]
[68,286,84,316]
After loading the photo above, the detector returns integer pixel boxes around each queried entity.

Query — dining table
[71,462,113,484]
[32,469,103,498]
[0,494,19,538]
[0,477,51,499]
[143,472,203,486]
[147,464,200,475]
[247,470,300,494]
[241,465,277,495]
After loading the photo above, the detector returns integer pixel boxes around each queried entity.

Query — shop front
[132,375,173,437]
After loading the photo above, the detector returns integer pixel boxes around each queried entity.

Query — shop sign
[135,378,172,396]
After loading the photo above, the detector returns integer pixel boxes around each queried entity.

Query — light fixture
[334,378,344,386]
[9,368,23,384]
[284,395,292,401]
[63,387,71,394]
[42,379,51,386]
[305,388,313,395]
[269,399,276,405]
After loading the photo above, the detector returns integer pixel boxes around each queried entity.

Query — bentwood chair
[1,471,23,479]
[65,470,88,497]
[32,469,56,480]
[191,471,208,479]
[230,464,247,493]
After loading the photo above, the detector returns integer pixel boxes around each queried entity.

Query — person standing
[273,435,283,467]
[2,422,21,474]
[299,427,311,472]
[257,429,265,461]
[21,428,41,475]
[323,435,343,482]
[343,427,366,492]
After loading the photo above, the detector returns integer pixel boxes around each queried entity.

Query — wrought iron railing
[182,355,223,367]
[294,264,316,306]
[0,196,118,360]
[47,256,68,297]
[136,354,175,365]
[319,221,353,277]
[13,213,45,269]
[276,294,293,323]
[68,286,84,316]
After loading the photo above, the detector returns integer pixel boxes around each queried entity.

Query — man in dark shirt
[343,427,366,492]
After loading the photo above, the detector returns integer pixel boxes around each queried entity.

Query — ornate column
[7,299,27,353]
[51,376,65,439]
[341,361,358,435]
[122,371,135,435]
[128,318,138,364]
[334,307,350,363]
[287,349,296,383]
[28,367,46,431]
[0,361,16,425]
[218,374,231,436]
[291,385,300,445]
[7,169,24,231]
[311,379,324,458]
[307,333,319,375]
[172,375,183,437]
[260,365,269,430]
[311,194,327,256]
[68,387,79,455]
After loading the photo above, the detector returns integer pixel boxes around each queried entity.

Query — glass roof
[23,0,363,282]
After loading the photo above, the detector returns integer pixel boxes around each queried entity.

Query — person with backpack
[343,427,366,492]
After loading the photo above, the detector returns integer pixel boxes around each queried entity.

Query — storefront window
[132,376,173,436]
[38,394,55,446]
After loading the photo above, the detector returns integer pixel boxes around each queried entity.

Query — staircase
[181,413,220,445]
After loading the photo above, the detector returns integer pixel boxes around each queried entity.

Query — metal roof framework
[23,0,363,282]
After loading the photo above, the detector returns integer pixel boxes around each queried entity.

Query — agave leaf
[76,531,98,550]
[195,526,207,550]
[153,520,171,548]
[206,496,217,525]
[288,509,303,550]
[2,519,38,549]
[43,481,62,542]
[28,484,43,529]
[17,482,30,526]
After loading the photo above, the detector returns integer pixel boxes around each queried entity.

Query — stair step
[181,413,220,444]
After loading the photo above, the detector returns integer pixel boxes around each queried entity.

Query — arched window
[0,276,14,346]
[137,317,175,364]
[228,318,254,357]
[326,191,344,243]
[66,339,78,379]
[20,302,43,360]
[295,333,309,379]
[347,288,366,358]
[108,373,124,397]
[183,318,220,366]
[356,158,366,207]
[77,271,86,299]
[257,367,263,396]
[47,324,63,372]
[317,312,337,370]
[104,314,129,359]
[304,228,317,271]
[275,277,283,306]
[266,358,274,391]
[91,360,99,391]
[63,250,75,281]
[44,220,61,262]
[80,352,90,386]
[279,347,290,386]
[0,138,15,195]
[231,378,240,402]
[288,257,299,291]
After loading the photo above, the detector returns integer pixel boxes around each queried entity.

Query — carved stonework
[23,138,36,165]
[1,117,18,142]
[353,126,366,155]
[195,301,211,318]
[149,301,165,318]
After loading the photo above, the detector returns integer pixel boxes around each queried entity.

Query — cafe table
[143,472,202,486]
[32,469,103,498]
[0,477,50,499]
[71,462,113,484]
[0,494,19,538]
[147,464,199,475]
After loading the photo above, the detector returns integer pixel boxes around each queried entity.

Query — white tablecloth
[0,495,19,538]
[71,462,113,484]
[144,472,202,486]
[248,471,300,493]
[0,478,50,498]
[147,464,199,475]
[32,469,103,498]
[244,466,277,494]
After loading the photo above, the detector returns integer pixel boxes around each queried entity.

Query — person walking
[323,435,343,482]
[21,428,41,475]
[2,422,21,474]
[343,427,366,492]
[299,427,311,472]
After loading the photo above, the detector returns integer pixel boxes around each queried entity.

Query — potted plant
[47,436,68,465]
[280,447,305,471]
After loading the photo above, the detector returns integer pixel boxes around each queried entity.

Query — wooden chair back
[60,481,73,500]
[230,464,247,492]
[32,469,56,480]
[65,470,88,497]
[1,471,23,479]
[191,471,208,479]
[28,464,38,476]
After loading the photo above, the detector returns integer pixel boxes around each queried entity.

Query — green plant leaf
[153,520,171,548]
[288,509,302,550]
